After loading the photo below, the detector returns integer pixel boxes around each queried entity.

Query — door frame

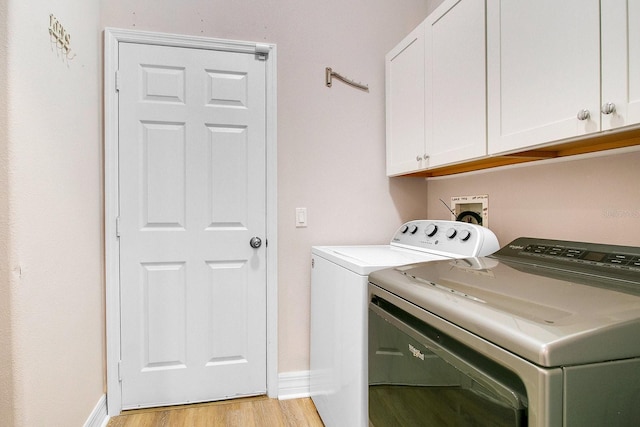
[103,27,278,416]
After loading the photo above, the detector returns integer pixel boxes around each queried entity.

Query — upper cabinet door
[487,0,601,155]
[425,0,486,167]
[386,23,427,176]
[601,0,640,130]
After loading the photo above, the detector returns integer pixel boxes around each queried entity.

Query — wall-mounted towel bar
[325,67,369,92]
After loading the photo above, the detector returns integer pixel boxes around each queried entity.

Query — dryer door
[369,296,528,426]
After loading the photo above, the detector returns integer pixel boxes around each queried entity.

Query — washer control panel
[391,220,499,258]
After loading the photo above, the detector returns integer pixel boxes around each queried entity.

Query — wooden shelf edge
[394,128,640,178]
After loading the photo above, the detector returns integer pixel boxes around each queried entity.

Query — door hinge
[116,216,121,238]
[115,70,121,92]
[118,360,122,382]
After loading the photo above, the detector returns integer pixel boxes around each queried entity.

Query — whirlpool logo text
[409,344,425,361]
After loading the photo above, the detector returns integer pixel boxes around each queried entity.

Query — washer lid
[369,254,640,367]
[312,245,448,275]
[311,220,500,275]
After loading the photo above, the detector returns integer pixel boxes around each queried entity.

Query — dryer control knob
[400,225,409,233]
[459,230,471,241]
[425,224,438,237]
[409,225,419,234]
[446,228,457,239]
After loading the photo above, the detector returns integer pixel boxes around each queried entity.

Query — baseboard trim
[92,372,308,421]
[84,394,110,427]
[277,370,310,400]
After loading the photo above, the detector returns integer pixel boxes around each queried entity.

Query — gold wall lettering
[49,14,75,59]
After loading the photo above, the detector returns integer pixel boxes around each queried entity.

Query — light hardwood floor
[107,396,324,427]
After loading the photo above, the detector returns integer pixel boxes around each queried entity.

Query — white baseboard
[84,394,110,427]
[88,374,308,423]
[277,370,311,400]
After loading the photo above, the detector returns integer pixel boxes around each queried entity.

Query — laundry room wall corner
[4,0,105,426]
[0,1,13,425]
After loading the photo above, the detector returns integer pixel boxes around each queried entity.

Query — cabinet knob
[576,109,590,121]
[416,155,422,162]
[423,154,429,160]
[601,102,616,115]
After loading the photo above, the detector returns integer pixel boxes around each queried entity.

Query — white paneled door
[117,42,267,409]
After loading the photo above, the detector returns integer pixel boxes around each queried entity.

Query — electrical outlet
[451,195,489,227]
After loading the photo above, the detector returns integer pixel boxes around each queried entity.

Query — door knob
[250,237,262,248]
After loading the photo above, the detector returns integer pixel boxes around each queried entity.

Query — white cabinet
[387,0,640,177]
[385,23,426,176]
[487,0,640,155]
[425,0,486,167]
[487,0,601,155]
[386,0,486,176]
[601,0,640,131]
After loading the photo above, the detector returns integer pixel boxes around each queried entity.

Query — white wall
[102,0,432,373]
[426,148,640,247]
[2,1,104,425]
[1,1,13,424]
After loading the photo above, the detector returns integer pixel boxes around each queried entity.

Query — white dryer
[310,219,499,427]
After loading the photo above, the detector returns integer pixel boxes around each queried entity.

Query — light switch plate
[295,207,307,227]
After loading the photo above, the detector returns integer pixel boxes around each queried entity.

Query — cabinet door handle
[416,155,422,162]
[576,109,590,121]
[423,154,429,160]
[601,102,616,115]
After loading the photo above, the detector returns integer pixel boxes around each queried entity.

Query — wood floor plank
[279,398,325,427]
[255,398,287,426]
[107,396,324,427]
